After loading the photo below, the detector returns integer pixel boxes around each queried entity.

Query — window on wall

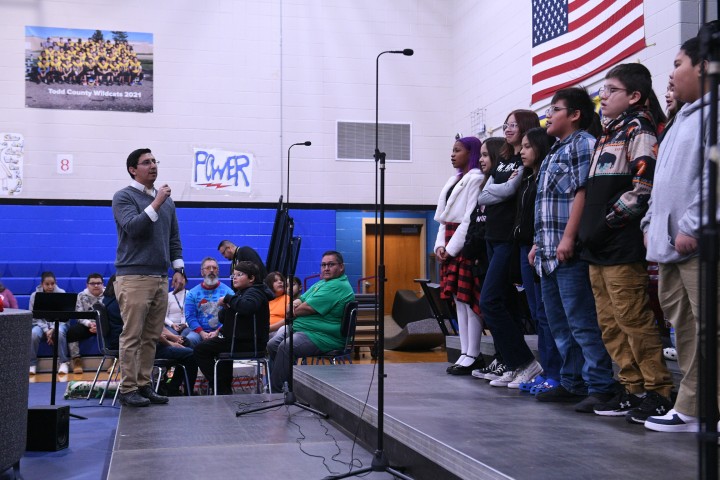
[336,121,411,162]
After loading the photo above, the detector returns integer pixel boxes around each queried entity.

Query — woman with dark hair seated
[265,271,290,336]
[194,261,274,395]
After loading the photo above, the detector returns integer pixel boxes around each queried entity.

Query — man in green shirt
[267,250,354,392]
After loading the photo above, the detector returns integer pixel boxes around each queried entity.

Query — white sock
[676,410,699,423]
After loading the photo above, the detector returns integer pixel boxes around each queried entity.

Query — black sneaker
[593,388,643,417]
[626,391,673,425]
[536,384,586,403]
[471,358,499,379]
[137,385,169,404]
[118,390,151,407]
[483,362,509,381]
[575,392,615,413]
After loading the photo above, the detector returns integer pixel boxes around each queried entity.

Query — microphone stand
[325,49,413,480]
[237,141,327,418]
[697,17,719,480]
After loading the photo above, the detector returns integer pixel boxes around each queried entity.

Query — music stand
[33,292,99,420]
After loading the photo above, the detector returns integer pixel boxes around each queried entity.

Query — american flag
[531,0,645,104]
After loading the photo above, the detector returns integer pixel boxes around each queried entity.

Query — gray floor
[108,393,396,480]
[110,362,701,480]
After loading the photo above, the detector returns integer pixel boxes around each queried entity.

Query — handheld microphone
[389,49,414,56]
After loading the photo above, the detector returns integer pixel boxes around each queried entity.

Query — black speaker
[26,405,70,451]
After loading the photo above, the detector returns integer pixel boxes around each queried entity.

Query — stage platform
[109,362,701,480]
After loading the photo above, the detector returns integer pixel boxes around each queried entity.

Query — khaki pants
[658,258,720,417]
[590,262,673,397]
[115,275,168,394]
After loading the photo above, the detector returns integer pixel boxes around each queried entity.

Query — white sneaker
[29,366,36,375]
[508,360,543,389]
[663,347,677,361]
[489,368,517,387]
[58,362,69,374]
[644,408,699,433]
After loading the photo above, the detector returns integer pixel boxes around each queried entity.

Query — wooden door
[363,219,426,314]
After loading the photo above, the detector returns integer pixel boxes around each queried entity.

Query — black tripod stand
[236,141,327,418]
[325,48,413,480]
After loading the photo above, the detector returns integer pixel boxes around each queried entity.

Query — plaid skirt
[439,223,481,315]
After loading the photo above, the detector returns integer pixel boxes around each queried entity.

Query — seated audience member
[165,272,188,333]
[194,261,274,395]
[183,257,234,347]
[267,251,355,392]
[265,271,289,335]
[29,271,70,375]
[66,273,105,374]
[217,240,268,281]
[0,280,19,308]
[103,276,197,396]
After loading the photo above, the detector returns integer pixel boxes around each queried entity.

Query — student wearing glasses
[474,110,543,388]
[66,273,106,374]
[266,251,355,392]
[194,261,274,395]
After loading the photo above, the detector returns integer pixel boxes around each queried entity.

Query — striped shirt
[534,129,595,275]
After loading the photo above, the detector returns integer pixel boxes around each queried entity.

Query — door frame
[361,217,427,287]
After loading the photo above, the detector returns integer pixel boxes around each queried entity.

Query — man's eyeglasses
[87,282,104,286]
[138,159,159,166]
[320,262,339,269]
[502,122,519,131]
[598,86,628,97]
[231,272,246,278]
[544,106,574,117]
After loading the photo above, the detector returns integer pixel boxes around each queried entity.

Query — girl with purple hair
[434,136,485,375]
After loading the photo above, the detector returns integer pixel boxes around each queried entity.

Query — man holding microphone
[112,148,186,407]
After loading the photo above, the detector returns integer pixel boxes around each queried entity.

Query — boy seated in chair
[194,261,274,395]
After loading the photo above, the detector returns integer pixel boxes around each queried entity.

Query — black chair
[87,302,119,405]
[302,301,358,365]
[151,358,192,396]
[415,279,458,335]
[213,313,271,395]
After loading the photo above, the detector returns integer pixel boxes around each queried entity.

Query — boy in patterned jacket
[578,63,673,423]
[68,273,106,373]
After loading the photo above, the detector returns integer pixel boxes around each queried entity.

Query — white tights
[454,295,483,367]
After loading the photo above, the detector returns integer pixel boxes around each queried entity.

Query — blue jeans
[519,245,561,381]
[540,258,615,394]
[267,325,322,392]
[30,323,69,366]
[181,329,202,347]
[479,241,534,369]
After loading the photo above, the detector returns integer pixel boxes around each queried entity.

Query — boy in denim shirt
[530,87,616,413]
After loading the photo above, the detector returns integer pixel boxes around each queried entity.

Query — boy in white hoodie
[642,32,718,433]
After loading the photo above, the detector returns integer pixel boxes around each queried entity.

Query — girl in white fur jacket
[434,136,485,374]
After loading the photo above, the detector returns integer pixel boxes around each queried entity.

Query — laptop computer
[33,292,78,314]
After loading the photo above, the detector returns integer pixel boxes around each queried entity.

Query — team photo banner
[25,26,154,112]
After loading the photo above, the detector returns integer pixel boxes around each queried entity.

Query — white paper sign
[191,148,254,192]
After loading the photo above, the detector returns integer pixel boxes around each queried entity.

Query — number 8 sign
[57,154,73,174]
